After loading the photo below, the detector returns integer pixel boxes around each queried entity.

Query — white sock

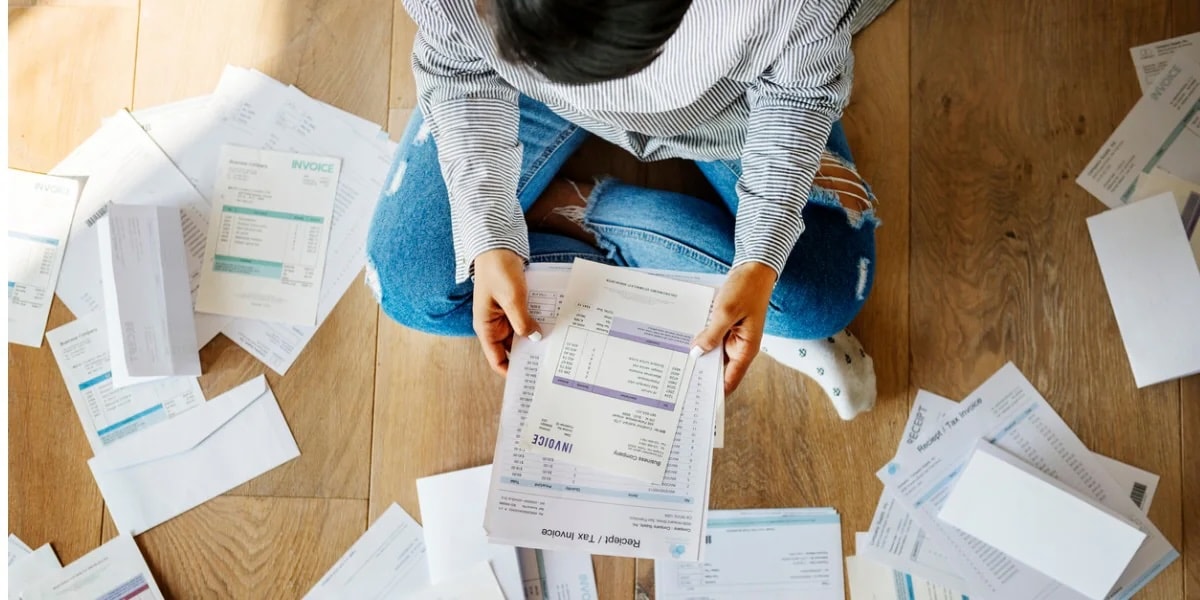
[760,330,877,420]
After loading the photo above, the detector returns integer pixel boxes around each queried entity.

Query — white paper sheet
[196,145,340,325]
[46,312,205,454]
[1088,192,1200,386]
[1131,32,1200,93]
[518,548,598,600]
[23,534,163,600]
[485,264,721,562]
[937,441,1146,600]
[7,169,80,347]
[656,509,845,600]
[9,533,33,565]
[9,544,62,599]
[845,553,966,600]
[523,260,716,482]
[305,503,430,600]
[415,465,523,600]
[88,375,300,534]
[877,363,1179,600]
[403,561,506,600]
[98,205,201,388]
[1077,56,1200,208]
[52,110,227,348]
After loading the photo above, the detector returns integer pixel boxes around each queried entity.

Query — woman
[366,0,894,419]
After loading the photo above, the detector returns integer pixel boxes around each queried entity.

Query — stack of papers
[849,363,1176,600]
[483,263,724,562]
[305,482,598,600]
[33,64,396,375]
[655,508,845,599]
[1076,34,1200,386]
[8,535,62,599]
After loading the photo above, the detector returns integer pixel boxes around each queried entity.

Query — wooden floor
[7,1,1199,598]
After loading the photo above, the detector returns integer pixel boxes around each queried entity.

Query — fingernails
[689,345,705,359]
[528,331,543,342]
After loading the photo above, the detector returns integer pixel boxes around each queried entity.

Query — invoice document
[1131,32,1200,93]
[23,534,163,600]
[52,110,227,348]
[196,145,340,325]
[415,465,523,600]
[877,363,1178,600]
[305,503,430,600]
[655,508,845,600]
[937,441,1146,600]
[485,264,721,562]
[47,312,204,454]
[1077,55,1200,208]
[1088,193,1200,386]
[523,260,715,482]
[517,548,598,600]
[98,205,201,388]
[845,553,966,600]
[9,543,61,599]
[8,169,80,347]
[404,561,506,600]
[89,375,300,535]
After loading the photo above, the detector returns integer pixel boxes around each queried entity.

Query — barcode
[84,204,110,228]
[1131,482,1147,508]
[705,535,712,544]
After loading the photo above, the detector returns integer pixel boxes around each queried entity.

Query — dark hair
[486,0,694,85]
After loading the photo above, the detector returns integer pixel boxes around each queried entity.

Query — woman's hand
[691,262,777,394]
[473,249,541,376]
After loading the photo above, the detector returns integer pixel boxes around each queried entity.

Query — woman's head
[484,0,694,85]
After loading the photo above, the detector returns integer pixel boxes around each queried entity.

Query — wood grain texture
[911,0,1189,597]
[8,4,139,563]
[130,0,393,499]
[100,496,367,599]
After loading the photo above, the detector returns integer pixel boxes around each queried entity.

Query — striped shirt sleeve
[733,0,857,277]
[405,0,526,283]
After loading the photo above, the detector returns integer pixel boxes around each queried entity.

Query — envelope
[89,375,300,535]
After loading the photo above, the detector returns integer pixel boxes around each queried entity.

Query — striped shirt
[404,0,891,283]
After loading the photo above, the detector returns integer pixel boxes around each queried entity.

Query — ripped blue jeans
[366,96,878,339]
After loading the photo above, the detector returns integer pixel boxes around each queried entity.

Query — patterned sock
[759,329,877,420]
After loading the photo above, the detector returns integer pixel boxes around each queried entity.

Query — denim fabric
[366,96,877,339]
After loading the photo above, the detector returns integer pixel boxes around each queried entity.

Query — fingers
[722,317,765,394]
[497,293,541,340]
[691,306,737,355]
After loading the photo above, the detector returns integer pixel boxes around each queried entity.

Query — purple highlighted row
[608,317,692,354]
[552,376,676,410]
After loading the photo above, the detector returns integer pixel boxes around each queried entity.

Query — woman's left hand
[691,262,777,394]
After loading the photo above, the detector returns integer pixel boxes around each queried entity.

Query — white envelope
[89,375,300,535]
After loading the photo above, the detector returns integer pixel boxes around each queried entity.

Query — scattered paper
[845,553,966,600]
[485,264,721,562]
[1132,167,1200,262]
[403,561,506,600]
[937,440,1146,600]
[523,260,716,482]
[88,375,300,534]
[47,312,205,454]
[98,205,201,388]
[9,533,33,565]
[9,543,62,598]
[1131,32,1200,93]
[1077,55,1200,208]
[305,503,430,600]
[23,534,162,600]
[7,169,80,347]
[656,509,845,600]
[415,465,523,600]
[52,110,226,348]
[1087,192,1200,386]
[517,548,598,600]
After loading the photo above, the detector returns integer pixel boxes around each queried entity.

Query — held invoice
[522,260,715,482]
[485,264,722,562]
[7,169,80,347]
[197,145,341,326]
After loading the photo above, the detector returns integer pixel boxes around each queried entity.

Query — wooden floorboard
[100,496,367,600]
[910,0,1191,597]
[8,4,139,563]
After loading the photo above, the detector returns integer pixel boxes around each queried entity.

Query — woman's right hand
[472,249,541,376]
